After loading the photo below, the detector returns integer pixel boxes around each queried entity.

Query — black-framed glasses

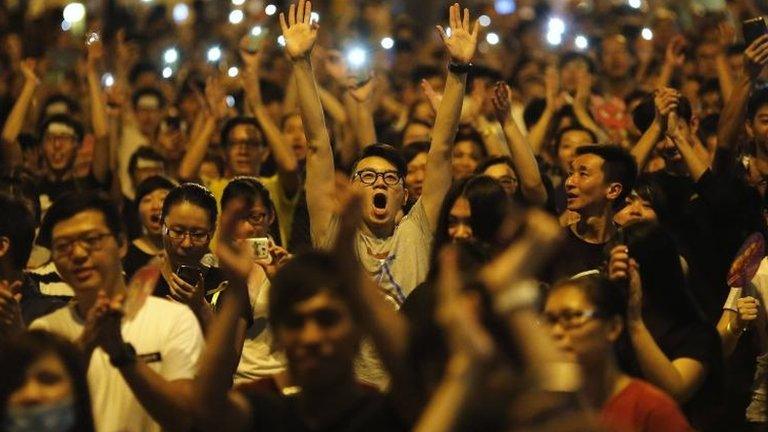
[51,232,114,258]
[496,175,519,186]
[163,225,211,243]
[540,309,599,330]
[353,169,402,186]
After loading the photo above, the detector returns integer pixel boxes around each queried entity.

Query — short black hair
[161,183,218,228]
[476,156,515,174]
[128,146,166,178]
[260,79,285,105]
[0,192,35,268]
[351,143,407,178]
[559,51,597,74]
[631,175,670,223]
[269,251,349,329]
[575,145,637,205]
[550,274,627,320]
[131,87,166,109]
[410,65,443,85]
[129,62,159,85]
[38,192,125,248]
[135,175,178,205]
[632,94,693,133]
[219,117,265,148]
[41,93,81,118]
[748,86,768,121]
[0,167,41,225]
[38,114,84,143]
[554,126,598,152]
[402,142,430,165]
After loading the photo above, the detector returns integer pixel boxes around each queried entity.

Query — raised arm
[85,38,110,184]
[177,78,226,181]
[281,0,336,243]
[667,112,707,182]
[240,41,299,196]
[492,82,547,206]
[631,88,677,170]
[527,67,561,155]
[1,59,38,168]
[656,36,686,89]
[422,3,479,229]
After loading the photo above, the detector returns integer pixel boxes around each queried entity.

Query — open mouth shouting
[372,192,388,218]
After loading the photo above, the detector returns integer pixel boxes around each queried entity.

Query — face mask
[4,397,76,432]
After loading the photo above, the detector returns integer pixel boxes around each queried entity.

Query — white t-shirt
[31,297,204,432]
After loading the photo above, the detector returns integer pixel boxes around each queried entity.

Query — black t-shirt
[19,272,70,325]
[39,173,107,204]
[245,387,406,432]
[539,226,609,284]
[122,242,156,281]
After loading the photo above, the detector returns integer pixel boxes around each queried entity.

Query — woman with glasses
[153,183,226,331]
[543,274,691,432]
[122,175,177,280]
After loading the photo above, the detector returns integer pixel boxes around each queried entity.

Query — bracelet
[494,279,540,314]
[448,61,472,74]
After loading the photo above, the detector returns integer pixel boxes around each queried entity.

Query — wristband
[110,343,137,368]
[448,61,472,74]
[494,279,539,314]
[723,287,742,312]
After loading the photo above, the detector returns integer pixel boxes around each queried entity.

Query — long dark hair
[0,330,95,432]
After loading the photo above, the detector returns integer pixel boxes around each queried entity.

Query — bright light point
[479,15,491,27]
[495,0,516,14]
[232,0,245,5]
[251,26,263,36]
[575,35,588,49]
[641,27,653,40]
[486,32,500,45]
[265,4,277,15]
[546,31,562,45]
[277,35,286,46]
[101,73,114,87]
[380,37,394,49]
[445,27,452,37]
[173,3,189,22]
[548,17,565,34]
[61,20,72,31]
[207,46,222,62]
[628,0,642,8]
[163,48,179,64]
[162,67,173,78]
[141,0,153,3]
[228,66,239,77]
[346,47,367,68]
[226,95,236,107]
[63,3,86,23]
[229,9,244,24]
[310,12,319,23]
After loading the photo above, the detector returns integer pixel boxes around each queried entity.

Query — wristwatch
[110,343,137,368]
[448,60,472,74]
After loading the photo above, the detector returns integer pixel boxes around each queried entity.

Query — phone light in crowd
[232,0,245,5]
[63,3,86,23]
[229,9,244,24]
[548,17,565,35]
[574,34,589,50]
[445,27,452,37]
[207,46,222,62]
[346,47,368,69]
[162,67,173,78]
[101,73,115,87]
[479,15,492,27]
[641,27,653,40]
[251,26,263,36]
[495,0,516,14]
[228,66,239,78]
[628,0,642,8]
[61,20,72,31]
[265,4,277,16]
[380,37,394,50]
[486,32,500,45]
[163,47,179,64]
[546,31,563,46]
[173,3,190,23]
[277,35,286,47]
[226,95,236,107]
[310,12,320,24]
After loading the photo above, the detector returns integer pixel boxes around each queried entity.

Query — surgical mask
[4,397,76,432]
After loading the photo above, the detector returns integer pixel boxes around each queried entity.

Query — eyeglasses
[163,225,211,243]
[540,309,599,330]
[229,139,263,148]
[246,212,270,226]
[51,232,114,258]
[496,175,519,186]
[353,170,402,186]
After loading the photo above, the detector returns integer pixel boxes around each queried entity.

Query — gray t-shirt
[316,199,433,308]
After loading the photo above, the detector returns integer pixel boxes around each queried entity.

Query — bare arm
[177,79,225,181]
[422,6,479,229]
[668,113,707,182]
[631,88,677,170]
[1,59,38,168]
[85,41,110,184]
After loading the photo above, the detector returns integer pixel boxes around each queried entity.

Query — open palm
[279,0,319,60]
[437,3,479,64]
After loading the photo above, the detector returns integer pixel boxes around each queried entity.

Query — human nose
[454,223,472,240]
[298,319,323,345]
[11,380,46,407]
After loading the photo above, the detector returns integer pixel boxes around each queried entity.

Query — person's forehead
[545,285,590,310]
[165,202,211,225]
[356,156,398,172]
[450,196,471,215]
[561,130,592,144]
[572,153,604,170]
[290,290,349,316]
[407,152,428,167]
[484,162,513,176]
[229,123,260,138]
[52,210,109,239]
[142,188,170,200]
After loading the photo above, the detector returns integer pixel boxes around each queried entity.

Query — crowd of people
[3,0,768,430]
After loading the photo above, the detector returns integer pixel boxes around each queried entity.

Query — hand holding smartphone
[743,17,768,46]
[176,265,203,286]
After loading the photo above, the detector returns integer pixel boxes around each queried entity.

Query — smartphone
[176,265,202,286]
[246,237,271,261]
[743,17,768,46]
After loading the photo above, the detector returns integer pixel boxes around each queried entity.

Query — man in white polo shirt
[30,191,203,432]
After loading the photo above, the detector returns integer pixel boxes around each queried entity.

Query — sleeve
[161,306,205,381]
[401,199,433,240]
[643,392,694,432]
[28,317,51,331]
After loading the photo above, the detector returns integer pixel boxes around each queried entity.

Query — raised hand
[735,296,760,331]
[436,3,480,64]
[19,58,39,85]
[86,33,104,69]
[279,0,319,60]
[609,245,643,321]
[421,79,443,114]
[574,69,592,110]
[544,67,564,112]
[0,280,23,338]
[491,81,512,122]
[745,35,768,80]
[653,87,679,130]
[323,50,349,85]
[239,35,262,72]
[664,35,686,69]
[78,290,114,353]
[168,273,205,307]
[217,196,258,285]
[349,74,376,103]
[204,77,228,120]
